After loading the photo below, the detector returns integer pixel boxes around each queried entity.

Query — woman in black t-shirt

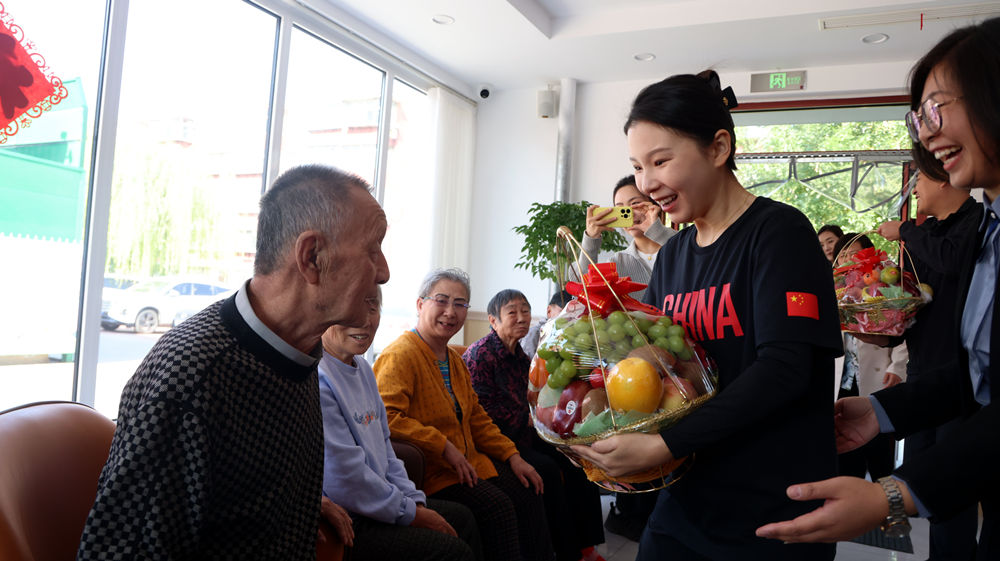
[572,71,843,561]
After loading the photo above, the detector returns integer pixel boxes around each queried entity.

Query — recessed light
[432,14,455,25]
[862,32,889,44]
[634,52,656,62]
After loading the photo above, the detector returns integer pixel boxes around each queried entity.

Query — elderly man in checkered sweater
[77,165,390,560]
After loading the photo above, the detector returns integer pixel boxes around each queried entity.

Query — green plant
[513,200,627,284]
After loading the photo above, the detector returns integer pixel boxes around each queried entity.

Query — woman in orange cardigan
[375,268,554,561]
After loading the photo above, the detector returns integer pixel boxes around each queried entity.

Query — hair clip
[721,86,739,110]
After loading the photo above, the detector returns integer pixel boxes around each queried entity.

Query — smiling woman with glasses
[904,96,963,142]
[374,267,555,561]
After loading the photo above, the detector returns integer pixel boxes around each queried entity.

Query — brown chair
[0,401,115,561]
[391,438,427,490]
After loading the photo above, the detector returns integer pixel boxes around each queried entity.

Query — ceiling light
[634,53,656,62]
[432,14,455,25]
[862,32,889,44]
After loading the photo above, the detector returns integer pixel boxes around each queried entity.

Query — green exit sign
[750,70,807,92]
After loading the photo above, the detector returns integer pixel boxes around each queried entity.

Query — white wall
[467,59,917,314]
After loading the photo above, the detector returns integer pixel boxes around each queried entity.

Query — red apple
[535,405,555,429]
[659,377,698,412]
[551,380,591,438]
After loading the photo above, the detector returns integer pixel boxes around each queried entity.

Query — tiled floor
[595,494,932,561]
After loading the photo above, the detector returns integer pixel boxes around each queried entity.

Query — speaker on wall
[537,89,556,118]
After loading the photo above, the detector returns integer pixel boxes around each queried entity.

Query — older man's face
[321,188,390,327]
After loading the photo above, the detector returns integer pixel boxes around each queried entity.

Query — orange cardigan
[374,331,518,495]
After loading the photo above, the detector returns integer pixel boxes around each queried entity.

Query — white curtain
[427,87,477,273]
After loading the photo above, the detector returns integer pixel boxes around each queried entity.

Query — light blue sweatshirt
[318,351,426,525]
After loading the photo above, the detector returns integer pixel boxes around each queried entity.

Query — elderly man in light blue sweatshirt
[318,290,482,561]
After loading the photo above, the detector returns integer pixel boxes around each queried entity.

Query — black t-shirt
[642,197,842,560]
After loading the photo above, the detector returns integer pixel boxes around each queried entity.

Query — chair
[391,438,427,490]
[0,401,115,561]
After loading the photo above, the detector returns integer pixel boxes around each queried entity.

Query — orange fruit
[529,356,548,388]
[606,357,663,413]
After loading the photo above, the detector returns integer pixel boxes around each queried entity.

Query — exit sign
[750,70,807,92]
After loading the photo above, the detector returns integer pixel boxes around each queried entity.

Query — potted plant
[513,200,627,285]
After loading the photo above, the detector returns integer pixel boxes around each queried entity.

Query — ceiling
[298,0,999,94]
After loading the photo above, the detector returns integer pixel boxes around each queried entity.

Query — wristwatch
[877,476,911,538]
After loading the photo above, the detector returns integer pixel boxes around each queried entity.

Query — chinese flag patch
[786,291,819,320]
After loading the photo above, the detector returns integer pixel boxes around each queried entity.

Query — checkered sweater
[78,296,324,561]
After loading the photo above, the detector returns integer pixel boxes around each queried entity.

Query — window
[94,0,278,417]
[279,27,385,183]
[0,0,106,411]
[375,79,433,354]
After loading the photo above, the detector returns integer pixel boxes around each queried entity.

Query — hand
[882,372,903,388]
[834,397,880,453]
[878,221,903,241]
[585,205,616,238]
[411,504,458,536]
[443,440,478,487]
[570,433,672,477]
[318,496,354,547]
[508,453,544,494]
[853,333,890,347]
[631,201,661,233]
[755,477,888,543]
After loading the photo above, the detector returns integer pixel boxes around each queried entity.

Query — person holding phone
[574,175,676,302]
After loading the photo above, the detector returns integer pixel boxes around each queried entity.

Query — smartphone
[594,205,633,228]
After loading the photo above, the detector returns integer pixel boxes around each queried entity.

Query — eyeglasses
[421,295,470,310]
[905,97,962,143]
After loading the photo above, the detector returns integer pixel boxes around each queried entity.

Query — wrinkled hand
[585,205,617,239]
[878,221,903,242]
[631,201,661,233]
[443,440,478,487]
[411,504,457,536]
[319,496,354,547]
[882,372,903,388]
[570,433,672,477]
[834,397,880,453]
[509,453,544,494]
[756,477,888,543]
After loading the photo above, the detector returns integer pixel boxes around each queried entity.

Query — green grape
[631,334,647,349]
[666,336,686,353]
[636,318,654,333]
[537,347,557,360]
[652,337,672,351]
[593,329,610,345]
[607,324,626,342]
[665,324,686,339]
[556,359,577,379]
[545,356,563,374]
[677,346,693,361]
[591,317,607,330]
[559,347,575,361]
[554,316,571,329]
[574,333,594,350]
[656,316,674,327]
[547,371,568,389]
[607,311,627,325]
[623,322,639,337]
[647,324,668,340]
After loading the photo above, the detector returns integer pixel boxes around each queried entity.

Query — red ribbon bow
[833,247,887,275]
[565,263,662,316]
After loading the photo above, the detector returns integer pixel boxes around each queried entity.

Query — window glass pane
[280,27,384,184]
[0,0,105,411]
[96,0,276,417]
[375,80,433,354]
[733,108,910,236]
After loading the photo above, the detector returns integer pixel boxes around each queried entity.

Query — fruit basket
[528,229,718,492]
[833,232,932,336]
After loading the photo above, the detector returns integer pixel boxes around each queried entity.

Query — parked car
[101,278,234,333]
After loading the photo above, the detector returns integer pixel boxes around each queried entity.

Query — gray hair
[487,289,529,319]
[418,267,471,300]
[254,164,370,275]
